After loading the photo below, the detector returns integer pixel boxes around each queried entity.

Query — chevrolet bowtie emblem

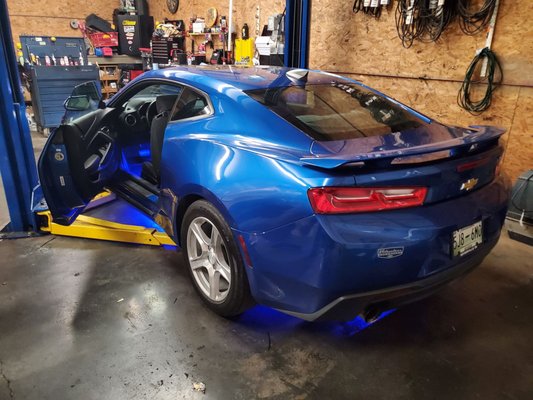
[460,178,479,191]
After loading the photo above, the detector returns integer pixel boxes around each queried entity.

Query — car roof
[141,65,352,92]
[129,66,430,125]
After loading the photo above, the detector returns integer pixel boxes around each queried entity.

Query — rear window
[246,83,427,141]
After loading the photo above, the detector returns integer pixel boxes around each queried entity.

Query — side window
[121,83,183,107]
[170,88,210,121]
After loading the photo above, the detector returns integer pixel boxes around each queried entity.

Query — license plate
[452,221,483,257]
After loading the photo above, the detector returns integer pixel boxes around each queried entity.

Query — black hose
[393,0,496,46]
[456,0,497,35]
[457,47,502,115]
[395,0,455,48]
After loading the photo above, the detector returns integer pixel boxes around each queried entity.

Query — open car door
[38,82,119,225]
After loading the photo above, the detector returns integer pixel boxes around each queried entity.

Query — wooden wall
[309,1,533,181]
[148,0,284,36]
[7,0,116,41]
[9,0,528,179]
[6,0,284,57]
[6,0,282,42]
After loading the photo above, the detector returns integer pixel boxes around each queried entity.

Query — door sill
[107,170,160,218]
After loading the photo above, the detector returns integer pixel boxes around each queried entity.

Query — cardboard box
[193,22,206,33]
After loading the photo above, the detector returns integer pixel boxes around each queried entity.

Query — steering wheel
[145,100,159,127]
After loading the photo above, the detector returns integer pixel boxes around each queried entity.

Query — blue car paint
[40,66,510,320]
[236,176,509,315]
[135,67,509,318]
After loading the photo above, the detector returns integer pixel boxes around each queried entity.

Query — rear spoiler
[300,126,506,169]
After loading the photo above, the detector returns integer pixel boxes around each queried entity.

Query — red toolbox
[89,32,119,48]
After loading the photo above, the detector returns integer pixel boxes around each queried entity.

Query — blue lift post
[0,0,39,233]
[284,0,311,68]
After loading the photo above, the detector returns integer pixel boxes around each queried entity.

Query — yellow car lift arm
[37,192,176,247]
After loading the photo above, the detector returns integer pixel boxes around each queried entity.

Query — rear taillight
[308,187,427,214]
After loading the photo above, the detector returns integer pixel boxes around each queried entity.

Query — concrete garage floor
[0,232,532,399]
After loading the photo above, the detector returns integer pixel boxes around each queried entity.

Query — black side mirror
[64,80,105,111]
[64,95,92,111]
[71,80,101,101]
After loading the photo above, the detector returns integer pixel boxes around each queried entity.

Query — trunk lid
[303,124,505,169]
[303,124,506,205]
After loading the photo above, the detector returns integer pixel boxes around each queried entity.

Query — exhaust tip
[362,307,383,324]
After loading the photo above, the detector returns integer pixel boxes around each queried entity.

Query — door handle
[84,154,101,175]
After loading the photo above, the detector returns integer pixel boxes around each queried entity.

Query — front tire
[181,200,253,317]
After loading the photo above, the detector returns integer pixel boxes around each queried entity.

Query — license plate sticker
[452,221,483,257]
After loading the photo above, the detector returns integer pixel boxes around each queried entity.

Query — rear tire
[181,200,254,317]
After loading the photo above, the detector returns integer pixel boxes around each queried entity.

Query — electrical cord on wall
[423,0,457,43]
[457,47,502,115]
[353,0,384,19]
[395,0,421,48]
[456,0,497,35]
[395,0,456,48]
[393,0,498,46]
[352,1,503,115]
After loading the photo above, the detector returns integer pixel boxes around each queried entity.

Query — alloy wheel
[186,216,232,303]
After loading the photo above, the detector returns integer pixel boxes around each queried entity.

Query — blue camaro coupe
[38,66,510,321]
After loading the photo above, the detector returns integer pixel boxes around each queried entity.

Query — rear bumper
[237,176,510,320]
[278,245,490,321]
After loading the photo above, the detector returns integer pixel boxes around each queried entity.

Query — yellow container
[235,38,254,66]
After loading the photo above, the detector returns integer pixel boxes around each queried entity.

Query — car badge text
[377,247,404,259]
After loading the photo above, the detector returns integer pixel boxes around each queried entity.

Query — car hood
[301,124,506,169]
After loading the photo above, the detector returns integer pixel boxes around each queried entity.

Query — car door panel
[39,79,186,227]
[38,108,119,225]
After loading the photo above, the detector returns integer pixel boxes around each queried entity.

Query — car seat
[141,94,179,185]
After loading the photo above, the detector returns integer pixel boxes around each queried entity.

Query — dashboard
[119,97,159,134]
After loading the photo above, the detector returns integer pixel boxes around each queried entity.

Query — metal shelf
[188,32,225,36]
[88,54,142,65]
